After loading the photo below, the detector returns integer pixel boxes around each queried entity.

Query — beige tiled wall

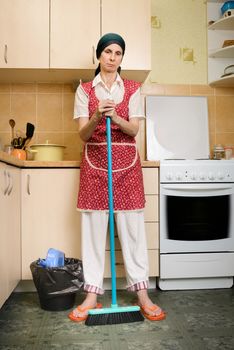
[0,83,234,160]
[0,83,82,160]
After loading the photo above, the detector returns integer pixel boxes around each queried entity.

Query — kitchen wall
[0,83,82,160]
[0,82,234,161]
[149,0,207,84]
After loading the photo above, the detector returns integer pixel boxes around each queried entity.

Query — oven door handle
[162,185,233,191]
[161,184,233,196]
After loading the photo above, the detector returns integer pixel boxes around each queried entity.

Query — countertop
[0,151,160,168]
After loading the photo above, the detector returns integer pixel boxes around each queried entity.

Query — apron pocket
[85,143,137,172]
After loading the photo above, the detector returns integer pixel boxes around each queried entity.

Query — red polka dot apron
[77,79,145,211]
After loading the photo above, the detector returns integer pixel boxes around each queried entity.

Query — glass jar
[224,145,233,160]
[4,144,14,155]
[213,144,225,160]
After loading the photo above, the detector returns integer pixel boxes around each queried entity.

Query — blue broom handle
[106,117,117,307]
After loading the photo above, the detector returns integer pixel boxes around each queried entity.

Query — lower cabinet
[21,168,81,279]
[0,164,159,307]
[104,167,159,278]
[0,163,21,308]
[21,167,159,281]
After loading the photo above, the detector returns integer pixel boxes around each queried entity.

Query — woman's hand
[108,110,140,138]
[78,99,116,142]
[107,109,119,124]
[98,99,116,117]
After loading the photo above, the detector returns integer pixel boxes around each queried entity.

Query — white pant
[81,211,149,294]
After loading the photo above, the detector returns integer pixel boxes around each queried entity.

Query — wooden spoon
[9,119,15,142]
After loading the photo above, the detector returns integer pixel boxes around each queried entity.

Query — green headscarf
[96,33,125,59]
[95,33,125,76]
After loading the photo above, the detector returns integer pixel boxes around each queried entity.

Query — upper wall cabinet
[101,0,151,71]
[50,0,151,82]
[0,0,49,68]
[50,0,100,69]
[0,0,151,82]
[207,1,234,87]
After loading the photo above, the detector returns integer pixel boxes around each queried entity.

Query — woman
[69,33,166,322]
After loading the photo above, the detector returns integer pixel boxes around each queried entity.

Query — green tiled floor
[0,287,234,350]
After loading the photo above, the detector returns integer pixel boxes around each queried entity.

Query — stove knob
[166,172,173,181]
[217,172,224,180]
[190,172,197,180]
[175,172,183,180]
[208,172,215,180]
[199,172,206,180]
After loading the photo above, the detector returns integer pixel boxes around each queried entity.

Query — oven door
[160,183,234,253]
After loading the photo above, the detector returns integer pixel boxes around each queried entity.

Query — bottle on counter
[213,144,225,160]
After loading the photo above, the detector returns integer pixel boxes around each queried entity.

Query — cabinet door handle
[7,172,13,196]
[4,44,8,64]
[27,174,31,195]
[92,46,95,65]
[3,170,10,195]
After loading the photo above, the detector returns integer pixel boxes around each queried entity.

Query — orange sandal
[140,304,166,321]
[68,303,102,323]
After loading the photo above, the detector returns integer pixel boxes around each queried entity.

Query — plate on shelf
[221,72,234,77]
[221,64,234,77]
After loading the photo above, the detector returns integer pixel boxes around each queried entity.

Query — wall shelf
[208,15,234,30]
[207,2,234,87]
[209,45,234,58]
[209,74,234,86]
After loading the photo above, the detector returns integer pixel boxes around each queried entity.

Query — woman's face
[99,43,123,73]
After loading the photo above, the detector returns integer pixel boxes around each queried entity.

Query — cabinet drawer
[145,222,159,249]
[104,249,159,278]
[148,250,159,276]
[144,195,158,222]
[143,168,158,195]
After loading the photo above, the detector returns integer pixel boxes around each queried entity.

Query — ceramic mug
[11,149,26,160]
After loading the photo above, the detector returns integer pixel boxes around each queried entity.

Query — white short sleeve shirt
[73,73,145,120]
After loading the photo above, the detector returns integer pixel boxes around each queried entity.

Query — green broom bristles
[85,305,144,326]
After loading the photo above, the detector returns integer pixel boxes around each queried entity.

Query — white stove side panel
[146,96,210,161]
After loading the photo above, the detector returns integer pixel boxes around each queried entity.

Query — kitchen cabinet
[104,167,159,278]
[0,162,21,308]
[21,166,159,281]
[207,1,234,86]
[101,0,151,72]
[0,0,49,68]
[50,0,151,81]
[21,169,81,279]
[0,0,150,83]
[50,0,100,70]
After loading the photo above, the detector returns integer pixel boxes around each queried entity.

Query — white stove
[146,95,234,290]
[158,159,234,290]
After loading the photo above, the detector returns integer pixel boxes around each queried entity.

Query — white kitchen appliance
[159,159,234,290]
[146,95,234,290]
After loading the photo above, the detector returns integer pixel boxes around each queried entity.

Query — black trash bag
[30,258,84,311]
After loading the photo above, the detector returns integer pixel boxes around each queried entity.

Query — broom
[85,116,144,326]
